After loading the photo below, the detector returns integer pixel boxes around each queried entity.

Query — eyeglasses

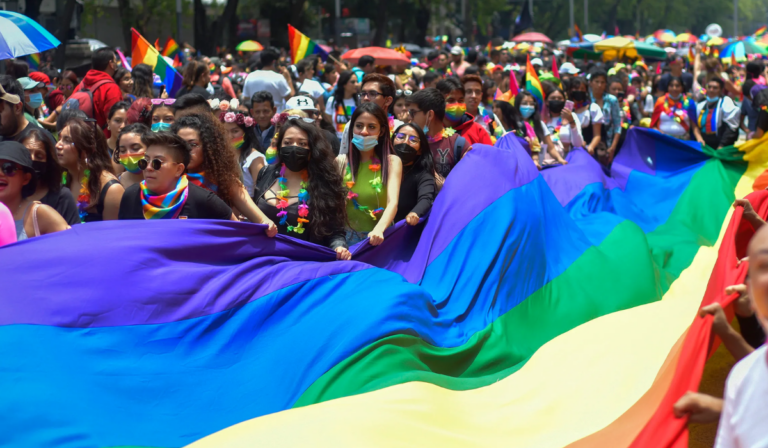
[360,90,383,99]
[61,85,74,91]
[408,109,422,118]
[151,98,176,106]
[396,90,413,96]
[287,115,315,124]
[394,133,420,144]
[1,162,20,177]
[138,158,169,171]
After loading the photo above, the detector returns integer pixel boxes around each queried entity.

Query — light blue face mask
[28,92,43,109]
[707,95,720,103]
[668,92,682,100]
[352,134,378,151]
[520,105,535,119]
[151,122,172,132]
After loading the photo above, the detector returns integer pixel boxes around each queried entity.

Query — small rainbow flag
[162,37,180,58]
[525,54,543,107]
[754,25,767,37]
[27,53,40,71]
[288,25,329,63]
[574,24,583,42]
[131,28,183,98]
[688,47,695,64]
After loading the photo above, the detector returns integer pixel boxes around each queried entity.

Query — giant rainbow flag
[131,28,184,98]
[2,129,768,447]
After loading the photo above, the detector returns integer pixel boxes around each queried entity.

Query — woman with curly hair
[217,104,265,196]
[56,118,125,222]
[253,119,350,259]
[172,114,277,236]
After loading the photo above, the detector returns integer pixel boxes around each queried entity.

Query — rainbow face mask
[120,153,144,174]
[232,135,245,150]
[445,103,467,126]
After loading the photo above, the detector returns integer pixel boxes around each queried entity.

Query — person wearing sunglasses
[392,124,435,226]
[337,102,402,246]
[118,132,236,221]
[253,119,350,259]
[0,141,68,241]
[150,99,176,132]
[113,123,150,189]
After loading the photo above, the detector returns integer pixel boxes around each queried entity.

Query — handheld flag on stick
[162,37,182,68]
[288,25,329,63]
[688,47,695,64]
[574,24,583,42]
[525,55,543,107]
[754,25,767,37]
[655,62,662,75]
[552,57,560,79]
[509,68,520,97]
[116,48,131,70]
[154,39,161,52]
[131,28,183,97]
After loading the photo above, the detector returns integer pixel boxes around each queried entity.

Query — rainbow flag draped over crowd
[2,129,768,447]
[131,28,183,97]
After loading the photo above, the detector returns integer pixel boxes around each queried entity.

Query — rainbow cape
[525,54,543,107]
[131,28,183,97]
[288,24,328,63]
[3,129,768,447]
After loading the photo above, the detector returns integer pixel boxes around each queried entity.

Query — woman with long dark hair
[513,91,567,167]
[176,60,211,99]
[392,123,435,225]
[325,70,359,139]
[218,109,265,195]
[18,127,80,225]
[544,87,582,161]
[568,76,604,155]
[172,114,277,235]
[150,100,176,131]
[651,76,701,142]
[337,102,402,245]
[131,63,155,99]
[113,123,149,189]
[113,66,134,101]
[56,119,125,222]
[253,119,350,258]
[106,101,131,176]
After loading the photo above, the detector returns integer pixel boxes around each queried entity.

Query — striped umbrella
[720,40,768,61]
[0,11,60,60]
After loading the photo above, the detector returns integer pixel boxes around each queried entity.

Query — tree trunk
[414,1,430,47]
[212,0,239,53]
[194,0,211,55]
[24,0,43,24]
[372,0,388,46]
[116,0,133,50]
[54,0,78,70]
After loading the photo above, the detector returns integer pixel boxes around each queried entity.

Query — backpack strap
[87,79,113,93]
[452,135,467,162]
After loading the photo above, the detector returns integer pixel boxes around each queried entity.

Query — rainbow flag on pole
[131,28,183,98]
[27,53,40,70]
[288,24,328,63]
[3,129,768,447]
[525,54,544,107]
[162,37,182,68]
[754,25,767,37]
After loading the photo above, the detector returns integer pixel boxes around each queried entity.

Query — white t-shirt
[241,150,266,196]
[544,115,585,161]
[575,103,605,128]
[325,97,357,139]
[644,94,656,115]
[242,70,292,112]
[714,345,768,448]
[298,78,325,102]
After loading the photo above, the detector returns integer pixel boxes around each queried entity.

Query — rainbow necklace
[427,127,456,143]
[344,157,384,220]
[63,169,91,223]
[275,165,309,234]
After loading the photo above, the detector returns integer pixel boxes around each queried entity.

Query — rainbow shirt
[334,101,356,137]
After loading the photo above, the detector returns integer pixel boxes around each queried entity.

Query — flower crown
[219,111,254,127]
[271,112,290,127]
[208,98,240,112]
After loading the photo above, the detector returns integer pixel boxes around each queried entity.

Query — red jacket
[453,113,493,147]
[74,70,123,128]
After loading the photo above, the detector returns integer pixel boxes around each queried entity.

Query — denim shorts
[345,228,369,246]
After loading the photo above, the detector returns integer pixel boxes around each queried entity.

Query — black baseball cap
[0,141,34,172]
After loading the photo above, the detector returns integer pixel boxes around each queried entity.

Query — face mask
[668,92,682,100]
[32,160,47,177]
[707,95,720,103]
[520,105,535,119]
[444,103,466,126]
[206,83,215,95]
[279,145,310,172]
[393,143,419,165]
[548,100,565,114]
[28,92,43,109]
[570,91,587,102]
[119,153,144,174]
[616,93,626,101]
[352,134,378,151]
[151,122,172,132]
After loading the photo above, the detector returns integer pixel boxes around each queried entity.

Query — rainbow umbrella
[707,36,727,46]
[720,40,768,61]
[675,33,698,43]
[236,40,264,52]
[0,10,60,60]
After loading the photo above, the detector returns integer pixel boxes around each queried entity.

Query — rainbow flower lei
[276,165,309,234]
[427,127,456,144]
[344,157,384,220]
[63,170,91,223]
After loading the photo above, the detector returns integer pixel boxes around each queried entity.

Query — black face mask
[279,145,310,172]
[32,160,47,177]
[616,92,626,101]
[393,143,419,165]
[570,91,587,102]
[548,100,565,113]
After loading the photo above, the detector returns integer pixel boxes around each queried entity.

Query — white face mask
[206,83,215,95]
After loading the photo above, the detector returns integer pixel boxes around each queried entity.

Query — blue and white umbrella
[0,10,61,60]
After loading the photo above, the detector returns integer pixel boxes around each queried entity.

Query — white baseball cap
[559,62,580,74]
[285,95,318,112]
[450,46,463,55]
[531,58,543,67]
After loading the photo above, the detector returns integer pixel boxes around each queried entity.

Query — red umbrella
[341,47,411,66]
[511,32,553,44]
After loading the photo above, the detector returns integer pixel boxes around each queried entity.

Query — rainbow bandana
[119,153,144,174]
[140,175,189,219]
[186,172,219,193]
[232,135,245,150]
[445,103,466,124]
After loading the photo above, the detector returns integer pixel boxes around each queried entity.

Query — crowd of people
[0,35,767,445]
